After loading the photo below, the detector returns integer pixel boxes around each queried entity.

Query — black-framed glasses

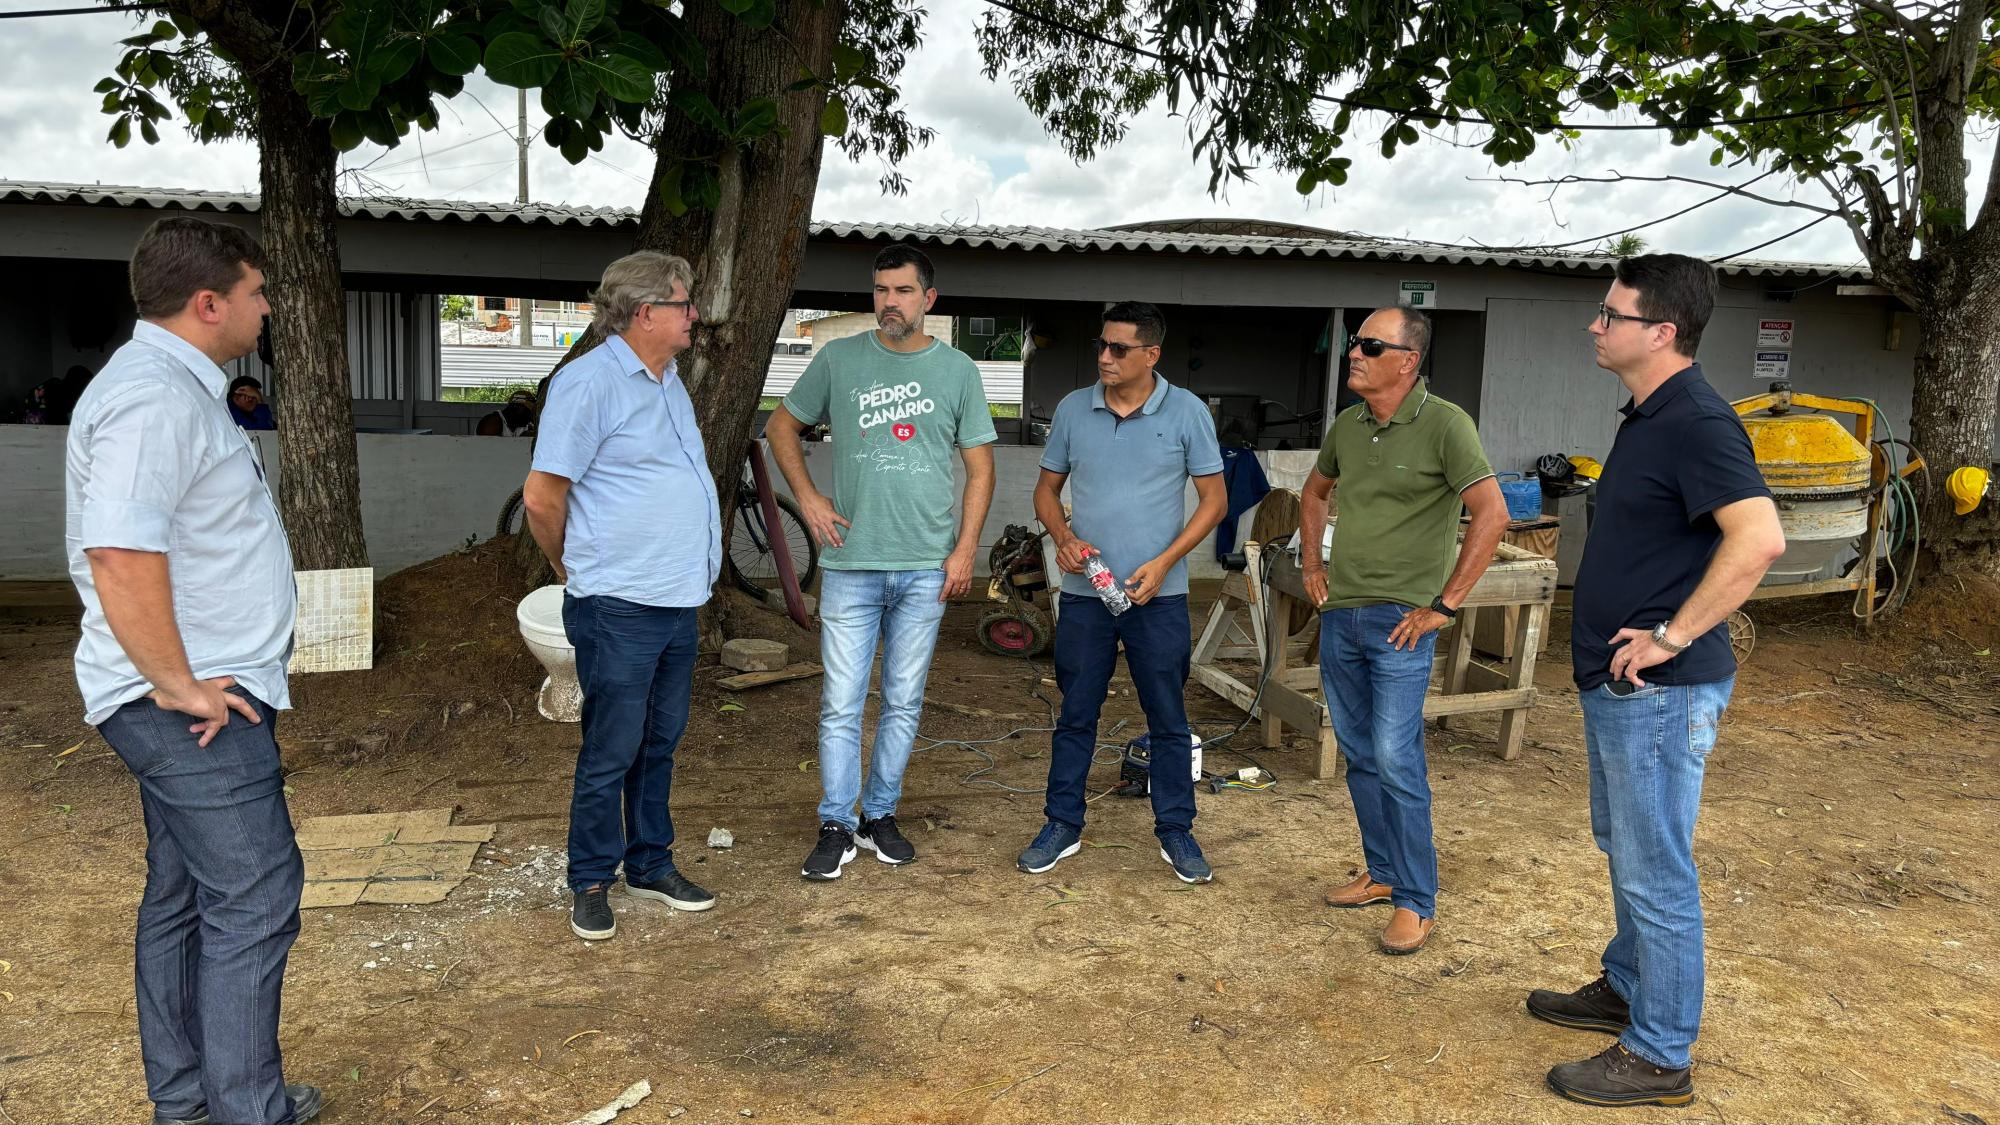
[647,299,698,316]
[1596,303,1665,327]
[1350,336,1416,358]
[1092,337,1156,359]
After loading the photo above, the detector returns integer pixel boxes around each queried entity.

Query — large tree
[980,0,2000,570]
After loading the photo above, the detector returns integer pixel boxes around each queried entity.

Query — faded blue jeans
[816,567,949,830]
[98,688,305,1125]
[1319,603,1440,918]
[1581,676,1734,1071]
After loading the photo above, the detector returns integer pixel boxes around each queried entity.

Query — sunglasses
[1092,337,1156,360]
[1595,303,1666,327]
[1350,336,1416,358]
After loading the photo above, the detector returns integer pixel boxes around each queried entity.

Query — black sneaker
[625,869,716,912]
[856,815,916,864]
[158,1083,323,1125]
[570,885,615,940]
[1547,1042,1694,1108]
[801,822,857,880]
[1016,819,1082,874]
[1526,974,1631,1034]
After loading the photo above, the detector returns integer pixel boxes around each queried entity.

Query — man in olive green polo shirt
[1299,306,1509,955]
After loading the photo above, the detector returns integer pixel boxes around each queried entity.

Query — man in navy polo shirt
[1529,255,1784,1108]
[1019,301,1228,883]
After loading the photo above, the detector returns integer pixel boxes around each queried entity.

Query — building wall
[802,311,952,350]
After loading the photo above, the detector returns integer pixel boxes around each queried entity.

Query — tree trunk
[252,74,370,571]
[1908,278,2000,576]
[505,0,841,595]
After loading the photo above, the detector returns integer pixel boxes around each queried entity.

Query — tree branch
[1471,170,1782,253]
[1852,0,1937,50]
[1487,171,1845,216]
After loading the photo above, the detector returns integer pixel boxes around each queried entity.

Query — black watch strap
[1430,596,1458,619]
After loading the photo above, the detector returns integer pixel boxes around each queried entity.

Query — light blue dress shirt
[1039,373,1224,599]
[532,335,722,607]
[66,321,297,725]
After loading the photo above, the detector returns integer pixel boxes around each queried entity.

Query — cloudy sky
[4,0,1989,266]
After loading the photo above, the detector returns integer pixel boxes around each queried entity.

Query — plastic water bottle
[1082,549,1132,615]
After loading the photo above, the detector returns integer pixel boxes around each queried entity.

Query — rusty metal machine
[1731,381,1925,641]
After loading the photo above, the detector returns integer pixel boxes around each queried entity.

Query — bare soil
[1,539,1995,1124]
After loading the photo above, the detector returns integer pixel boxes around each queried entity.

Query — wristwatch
[1650,622,1689,654]
[1429,595,1458,619]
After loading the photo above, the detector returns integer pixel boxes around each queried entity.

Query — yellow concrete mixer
[1730,381,1923,633]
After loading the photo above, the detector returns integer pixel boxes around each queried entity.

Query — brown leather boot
[1380,907,1435,954]
[1323,872,1394,908]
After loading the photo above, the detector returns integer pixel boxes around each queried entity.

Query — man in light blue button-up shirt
[66,218,319,1125]
[524,250,724,941]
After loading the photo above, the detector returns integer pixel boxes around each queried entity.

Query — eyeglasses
[1596,303,1666,328]
[1092,337,1156,359]
[1349,336,1416,358]
[647,299,698,316]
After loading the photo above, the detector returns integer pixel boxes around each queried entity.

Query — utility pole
[517,87,534,349]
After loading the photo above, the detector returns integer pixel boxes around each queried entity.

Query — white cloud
[4,0,1988,268]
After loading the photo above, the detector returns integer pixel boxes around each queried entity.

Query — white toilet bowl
[516,584,581,722]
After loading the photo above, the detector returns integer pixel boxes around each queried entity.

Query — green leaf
[93,77,119,94]
[425,33,479,76]
[139,117,159,145]
[101,91,122,113]
[612,31,668,73]
[717,701,745,713]
[546,64,600,119]
[831,42,867,80]
[657,160,687,217]
[365,36,422,85]
[685,162,721,211]
[739,0,776,28]
[484,31,561,88]
[717,0,755,13]
[562,0,607,41]
[819,95,847,137]
[356,108,399,147]
[735,96,779,139]
[329,113,366,151]
[669,89,728,135]
[581,52,654,104]
[538,2,570,46]
[337,77,378,112]
[1294,168,1317,194]
[108,116,132,149]
[653,14,704,77]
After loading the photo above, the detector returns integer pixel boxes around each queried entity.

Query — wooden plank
[1192,592,1242,664]
[715,662,823,691]
[1421,687,1535,717]
[1279,667,1320,690]
[1497,602,1549,760]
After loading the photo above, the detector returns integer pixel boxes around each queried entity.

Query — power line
[0,4,152,16]
[980,0,1890,134]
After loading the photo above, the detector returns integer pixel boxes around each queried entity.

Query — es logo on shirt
[893,422,915,442]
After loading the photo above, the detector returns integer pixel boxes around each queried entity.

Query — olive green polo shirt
[1314,383,1494,610]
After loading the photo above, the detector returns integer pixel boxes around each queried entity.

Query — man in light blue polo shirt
[524,250,723,942]
[67,217,321,1125]
[1021,301,1228,883]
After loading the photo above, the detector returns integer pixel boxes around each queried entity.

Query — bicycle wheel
[727,492,819,597]
[496,486,526,538]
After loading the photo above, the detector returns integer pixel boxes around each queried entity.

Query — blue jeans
[562,594,698,892]
[98,689,305,1125]
[1319,603,1440,917]
[1046,593,1195,836]
[816,568,949,829]
[1581,676,1734,1070]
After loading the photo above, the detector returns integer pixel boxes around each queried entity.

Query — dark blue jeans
[98,689,304,1125]
[1319,603,1441,917]
[562,593,697,892]
[1046,593,1196,836]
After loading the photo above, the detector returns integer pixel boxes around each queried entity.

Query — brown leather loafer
[1380,907,1435,954]
[1323,872,1394,908]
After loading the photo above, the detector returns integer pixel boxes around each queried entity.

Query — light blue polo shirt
[1040,373,1223,598]
[532,334,722,608]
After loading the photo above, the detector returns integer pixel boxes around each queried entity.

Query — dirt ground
[2,540,1996,1125]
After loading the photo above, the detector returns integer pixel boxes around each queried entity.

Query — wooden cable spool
[1248,488,1320,636]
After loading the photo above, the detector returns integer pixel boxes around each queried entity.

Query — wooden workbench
[1190,538,1558,778]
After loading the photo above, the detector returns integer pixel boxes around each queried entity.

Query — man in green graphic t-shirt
[765,243,997,882]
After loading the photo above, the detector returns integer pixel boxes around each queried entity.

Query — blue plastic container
[1496,473,1542,521]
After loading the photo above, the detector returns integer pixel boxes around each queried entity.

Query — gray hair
[1390,306,1431,359]
[590,250,696,333]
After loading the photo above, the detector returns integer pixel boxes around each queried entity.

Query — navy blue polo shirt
[1572,364,1772,690]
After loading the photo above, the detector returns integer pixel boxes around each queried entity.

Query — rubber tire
[496,486,525,538]
[977,605,1051,658]
[726,493,820,598]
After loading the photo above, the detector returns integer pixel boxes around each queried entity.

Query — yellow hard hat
[1948,466,1990,516]
[1568,455,1604,481]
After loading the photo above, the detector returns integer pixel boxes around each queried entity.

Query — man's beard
[877,311,914,340]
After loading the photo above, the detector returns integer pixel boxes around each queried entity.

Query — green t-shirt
[782,332,997,570]
[1314,383,1494,610]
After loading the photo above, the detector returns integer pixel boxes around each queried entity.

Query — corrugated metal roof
[0,179,1868,280]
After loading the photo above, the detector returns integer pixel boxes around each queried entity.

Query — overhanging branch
[1485,171,1847,216]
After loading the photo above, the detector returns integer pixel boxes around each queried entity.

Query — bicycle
[495,456,819,599]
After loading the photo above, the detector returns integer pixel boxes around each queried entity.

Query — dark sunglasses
[1595,303,1666,327]
[1092,337,1156,359]
[1350,336,1416,358]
